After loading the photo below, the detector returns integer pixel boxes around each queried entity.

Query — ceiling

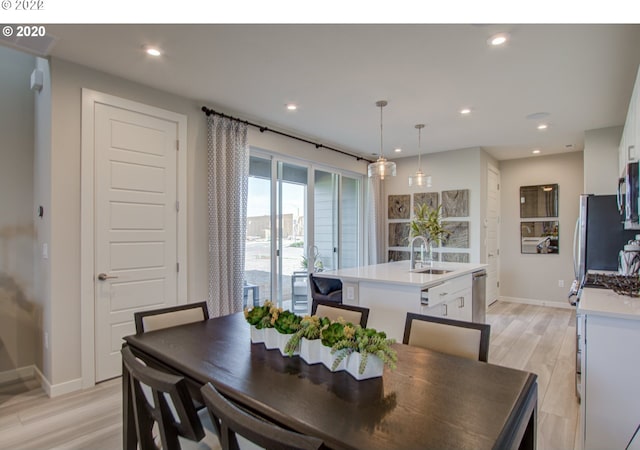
[29,24,640,161]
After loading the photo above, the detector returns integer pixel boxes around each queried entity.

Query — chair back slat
[201,383,323,450]
[122,346,205,449]
[135,302,209,334]
[312,301,369,328]
[403,313,491,362]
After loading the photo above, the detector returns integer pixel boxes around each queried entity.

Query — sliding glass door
[244,152,362,313]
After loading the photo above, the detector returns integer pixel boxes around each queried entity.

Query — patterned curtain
[367,177,386,264]
[207,116,249,317]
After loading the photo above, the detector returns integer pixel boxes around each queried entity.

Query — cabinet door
[583,315,640,449]
[420,301,446,319]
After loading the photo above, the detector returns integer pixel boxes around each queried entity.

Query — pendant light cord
[417,126,422,169]
[379,103,384,158]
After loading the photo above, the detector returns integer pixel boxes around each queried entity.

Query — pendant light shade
[368,100,396,179]
[408,124,432,188]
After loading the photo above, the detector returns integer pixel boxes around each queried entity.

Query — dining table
[122,312,537,450]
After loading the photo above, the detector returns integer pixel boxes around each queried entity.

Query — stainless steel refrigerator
[570,194,636,301]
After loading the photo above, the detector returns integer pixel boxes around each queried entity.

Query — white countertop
[314,261,487,289]
[578,287,640,320]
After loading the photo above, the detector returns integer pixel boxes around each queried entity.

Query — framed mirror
[520,184,558,218]
[521,221,559,254]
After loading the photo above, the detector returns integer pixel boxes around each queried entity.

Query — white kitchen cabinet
[619,65,640,175]
[420,275,472,322]
[579,290,640,450]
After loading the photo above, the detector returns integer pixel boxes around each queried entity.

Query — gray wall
[500,151,584,305]
[385,147,497,264]
[0,46,38,376]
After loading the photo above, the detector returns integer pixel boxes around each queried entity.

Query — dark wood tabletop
[123,312,537,450]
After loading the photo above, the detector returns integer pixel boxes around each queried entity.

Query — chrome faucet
[409,235,431,270]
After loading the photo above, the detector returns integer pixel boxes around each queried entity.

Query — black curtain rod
[201,106,373,163]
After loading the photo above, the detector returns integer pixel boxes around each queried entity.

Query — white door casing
[486,165,500,305]
[81,90,187,385]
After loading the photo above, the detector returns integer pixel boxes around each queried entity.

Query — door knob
[97,273,118,281]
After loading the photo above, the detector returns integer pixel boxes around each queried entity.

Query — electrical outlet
[346,286,355,300]
[558,280,565,288]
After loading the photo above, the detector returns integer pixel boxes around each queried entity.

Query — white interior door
[486,165,501,306]
[94,103,179,381]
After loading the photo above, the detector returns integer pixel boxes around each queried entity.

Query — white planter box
[277,332,298,356]
[346,352,384,380]
[300,338,323,364]
[250,325,265,344]
[264,327,279,349]
[321,345,347,372]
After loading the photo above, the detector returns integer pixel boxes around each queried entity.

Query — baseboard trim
[34,366,83,398]
[0,365,35,384]
[499,296,574,310]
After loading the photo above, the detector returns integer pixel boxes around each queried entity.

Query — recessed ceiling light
[537,124,548,130]
[394,148,402,153]
[460,108,472,115]
[286,103,298,111]
[487,33,509,46]
[143,46,162,57]
[526,112,550,120]
[532,149,541,154]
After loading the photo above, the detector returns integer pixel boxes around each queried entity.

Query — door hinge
[176,140,180,151]
[497,280,500,287]
[177,262,180,273]
[497,248,500,256]
[176,201,180,212]
[497,183,500,190]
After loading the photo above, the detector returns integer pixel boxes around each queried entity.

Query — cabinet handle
[458,296,464,308]
[629,145,635,160]
[439,292,448,296]
[442,303,448,316]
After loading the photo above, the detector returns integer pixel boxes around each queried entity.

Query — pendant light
[408,123,432,188]
[368,100,397,179]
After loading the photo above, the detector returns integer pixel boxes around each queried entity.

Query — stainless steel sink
[412,268,452,275]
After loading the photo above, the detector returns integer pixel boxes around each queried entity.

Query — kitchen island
[315,261,487,341]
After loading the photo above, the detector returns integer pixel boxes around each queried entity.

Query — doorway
[81,90,187,384]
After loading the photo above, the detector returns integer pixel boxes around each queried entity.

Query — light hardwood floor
[0,301,579,449]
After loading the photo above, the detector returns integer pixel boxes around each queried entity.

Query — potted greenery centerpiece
[273,309,302,356]
[409,203,450,263]
[319,319,354,371]
[244,300,281,348]
[244,300,274,343]
[285,315,331,364]
[331,325,397,380]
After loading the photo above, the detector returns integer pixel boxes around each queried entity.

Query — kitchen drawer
[425,274,471,307]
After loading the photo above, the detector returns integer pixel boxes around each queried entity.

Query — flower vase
[300,338,323,365]
[278,332,298,356]
[346,352,384,380]
[264,327,279,349]
[321,345,347,372]
[250,325,265,344]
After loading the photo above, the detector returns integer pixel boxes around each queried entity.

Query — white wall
[584,126,622,195]
[0,46,38,376]
[385,147,496,264]
[39,57,366,389]
[500,151,583,305]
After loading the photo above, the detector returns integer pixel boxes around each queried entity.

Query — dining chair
[308,273,342,304]
[311,301,369,328]
[134,302,209,334]
[200,382,323,450]
[403,312,491,362]
[121,346,221,450]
